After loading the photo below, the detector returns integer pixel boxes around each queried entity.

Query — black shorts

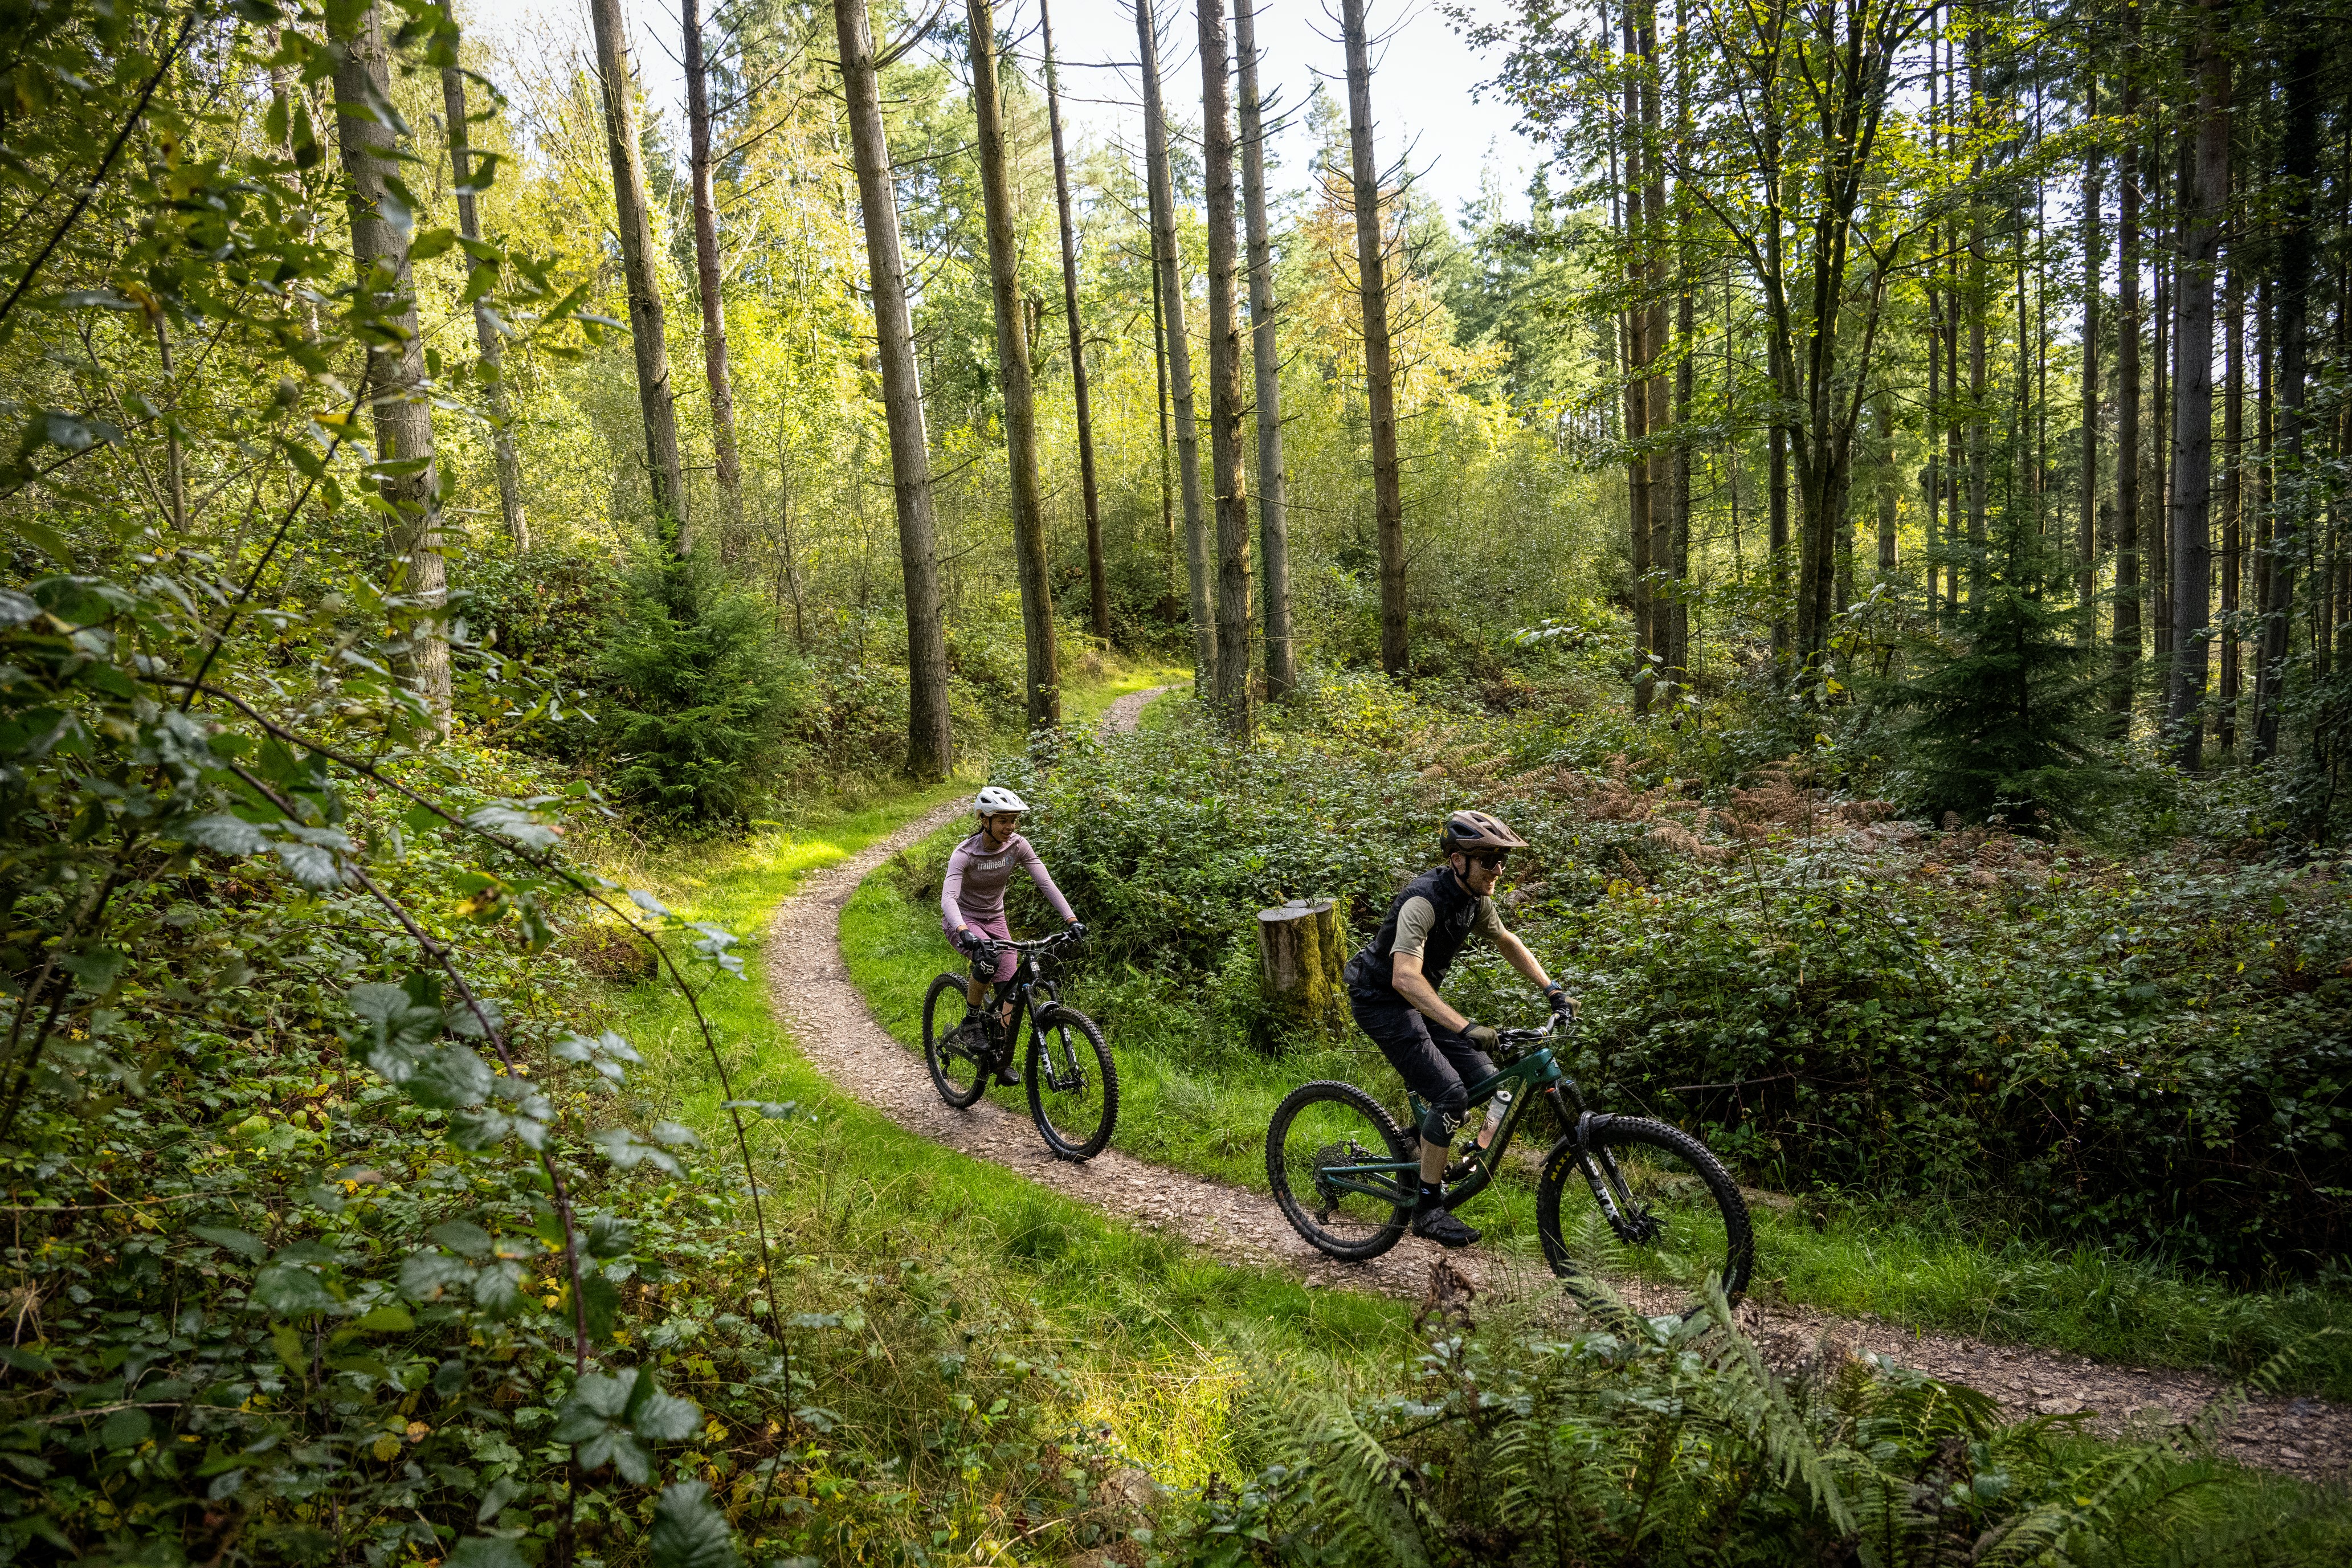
[1349,992,1495,1132]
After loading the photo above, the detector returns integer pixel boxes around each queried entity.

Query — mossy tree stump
[1255,898,1348,1046]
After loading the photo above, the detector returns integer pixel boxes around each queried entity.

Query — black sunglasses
[1463,850,1509,869]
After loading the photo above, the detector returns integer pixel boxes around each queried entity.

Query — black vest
[1345,864,1480,1003]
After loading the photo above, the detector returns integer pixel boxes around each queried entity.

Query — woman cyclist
[941,786,1084,1084]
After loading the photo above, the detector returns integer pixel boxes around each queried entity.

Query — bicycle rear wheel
[1536,1116,1754,1316]
[1026,1004,1118,1159]
[1265,1081,1414,1261]
[922,973,988,1109]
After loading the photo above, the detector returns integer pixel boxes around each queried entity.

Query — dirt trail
[763,685,2348,1483]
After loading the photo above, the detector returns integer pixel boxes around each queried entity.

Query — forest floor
[762,686,2351,1485]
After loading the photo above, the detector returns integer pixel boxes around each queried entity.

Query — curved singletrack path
[764,685,2348,1482]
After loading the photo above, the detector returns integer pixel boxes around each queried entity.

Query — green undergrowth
[693,777,2346,1561]
[841,818,2352,1402]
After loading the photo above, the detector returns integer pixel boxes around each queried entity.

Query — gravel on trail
[762,683,2350,1484]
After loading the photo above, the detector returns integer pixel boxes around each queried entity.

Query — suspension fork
[1547,1085,1642,1236]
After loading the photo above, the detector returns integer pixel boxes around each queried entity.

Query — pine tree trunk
[1876,390,1898,576]
[2077,72,2101,645]
[2220,262,2241,754]
[1769,423,1788,672]
[1640,1,1670,698]
[2166,17,2224,771]
[1150,238,1176,614]
[966,0,1060,734]
[1341,0,1407,679]
[1199,0,1251,735]
[1038,0,1107,646]
[1235,0,1293,700]
[587,0,688,549]
[683,0,742,546]
[438,1,525,555]
[1618,1,1656,700]
[834,0,954,778]
[333,3,448,725]
[2253,26,2321,761]
[2112,27,2142,730]
[1136,0,1214,692]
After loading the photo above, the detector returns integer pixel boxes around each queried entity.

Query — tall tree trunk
[2151,185,2173,660]
[1640,1,1671,697]
[1198,0,1252,734]
[2219,262,2241,754]
[2111,15,2142,732]
[1235,0,1293,700]
[1136,0,1214,689]
[1875,389,1898,576]
[967,0,1060,733]
[2165,6,2225,770]
[1769,423,1789,669]
[437,1,525,554]
[683,0,742,547]
[587,0,688,549]
[1341,0,1407,679]
[1038,0,1107,645]
[1618,5,1652,695]
[2077,71,2101,644]
[2253,25,2320,761]
[1150,234,1175,614]
[334,3,448,724]
[834,0,953,778]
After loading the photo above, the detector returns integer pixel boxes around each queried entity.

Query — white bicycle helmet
[974,785,1029,815]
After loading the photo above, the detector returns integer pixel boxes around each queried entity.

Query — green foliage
[1145,1287,2352,1566]
[594,553,801,828]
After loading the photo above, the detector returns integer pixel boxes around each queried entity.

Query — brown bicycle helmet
[1441,809,1528,856]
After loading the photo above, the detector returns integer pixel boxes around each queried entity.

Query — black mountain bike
[920,930,1118,1161]
[1265,1012,1754,1314]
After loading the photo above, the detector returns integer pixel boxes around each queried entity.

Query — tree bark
[1235,0,1293,700]
[1199,0,1252,734]
[834,0,953,778]
[334,3,448,724]
[2165,2,2226,770]
[1620,4,1652,702]
[966,0,1060,733]
[1136,0,1214,692]
[1037,0,1107,646]
[2077,71,2101,645]
[2110,14,2142,732]
[1341,0,1407,679]
[683,0,743,545]
[587,0,688,549]
[2253,24,2321,761]
[1875,389,1897,575]
[1255,899,1348,1044]
[437,2,525,554]
[2220,260,2241,754]
[1769,422,1789,671]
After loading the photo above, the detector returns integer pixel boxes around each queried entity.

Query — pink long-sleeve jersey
[940,831,1074,926]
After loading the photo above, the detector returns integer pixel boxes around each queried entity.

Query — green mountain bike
[1265,1012,1754,1313]
[921,930,1118,1161]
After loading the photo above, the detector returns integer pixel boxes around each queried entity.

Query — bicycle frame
[969,934,1081,1088]
[1310,1016,1656,1230]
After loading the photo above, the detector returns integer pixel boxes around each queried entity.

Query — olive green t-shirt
[1392,891,1508,960]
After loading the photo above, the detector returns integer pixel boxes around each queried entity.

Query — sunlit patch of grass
[1077,1348,1244,1489]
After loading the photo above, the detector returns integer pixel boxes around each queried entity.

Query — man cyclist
[942,785,1084,1084]
[1342,810,1573,1248]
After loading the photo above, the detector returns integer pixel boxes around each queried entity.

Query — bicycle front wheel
[1536,1116,1754,1316]
[1026,1004,1118,1160]
[922,973,987,1109]
[1265,1081,1414,1261]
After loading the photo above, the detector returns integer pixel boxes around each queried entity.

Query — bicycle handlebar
[973,929,1083,956]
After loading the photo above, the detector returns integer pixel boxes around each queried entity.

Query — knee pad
[1420,1099,1465,1147]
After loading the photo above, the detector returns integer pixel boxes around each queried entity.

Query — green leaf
[353,1304,414,1333]
[271,1322,308,1377]
[648,1481,741,1568]
[583,1214,634,1260]
[430,1221,493,1259]
[446,1539,528,1568]
[177,814,267,856]
[99,1408,152,1451]
[472,1259,528,1317]
[251,1259,336,1316]
[407,226,459,262]
[406,1043,493,1109]
[189,1225,266,1259]
[399,1250,473,1301]
[589,1126,688,1175]
[625,1367,701,1443]
[580,1272,622,1340]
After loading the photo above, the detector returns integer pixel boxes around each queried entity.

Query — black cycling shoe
[1411,1202,1481,1248]
[991,1060,1022,1088]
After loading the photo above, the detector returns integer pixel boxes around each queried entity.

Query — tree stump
[1255,898,1349,1045]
